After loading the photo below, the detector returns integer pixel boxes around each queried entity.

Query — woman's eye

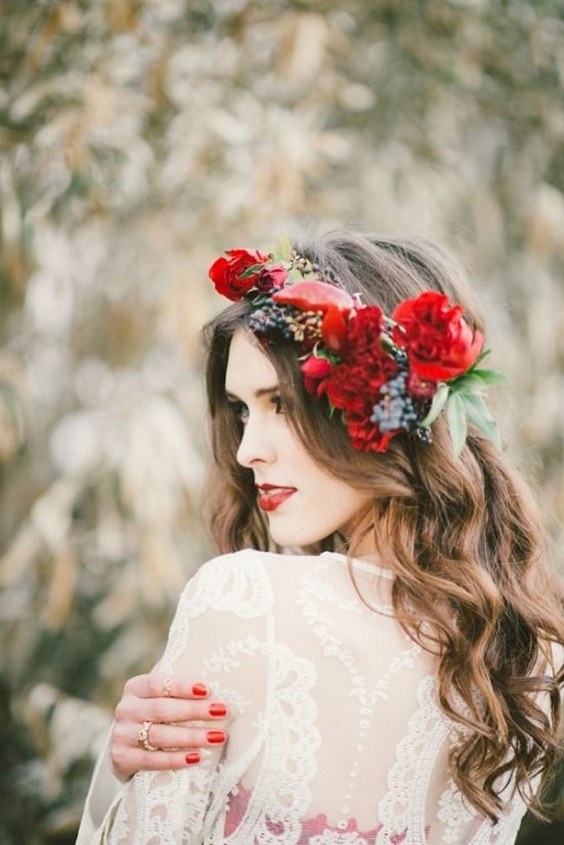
[271,395,284,414]
[230,401,249,423]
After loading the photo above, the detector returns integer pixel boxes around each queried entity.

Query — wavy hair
[202,230,564,821]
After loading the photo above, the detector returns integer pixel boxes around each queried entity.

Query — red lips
[257,484,296,512]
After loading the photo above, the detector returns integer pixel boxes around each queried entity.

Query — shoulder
[184,549,331,613]
[177,549,284,619]
[194,548,322,583]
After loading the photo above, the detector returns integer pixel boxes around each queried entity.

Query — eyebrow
[225,386,279,401]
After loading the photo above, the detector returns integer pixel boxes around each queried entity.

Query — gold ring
[137,720,158,751]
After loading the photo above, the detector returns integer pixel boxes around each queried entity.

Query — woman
[77,231,564,844]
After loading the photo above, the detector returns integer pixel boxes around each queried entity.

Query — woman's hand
[111,673,228,781]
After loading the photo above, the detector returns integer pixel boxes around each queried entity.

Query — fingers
[111,672,230,780]
[123,673,212,701]
[133,722,227,752]
[115,694,229,725]
[115,671,228,725]
[110,726,228,779]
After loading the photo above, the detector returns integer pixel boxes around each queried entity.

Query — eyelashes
[226,394,284,424]
[229,400,249,423]
[270,395,284,414]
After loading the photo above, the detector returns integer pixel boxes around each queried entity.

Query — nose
[236,414,276,469]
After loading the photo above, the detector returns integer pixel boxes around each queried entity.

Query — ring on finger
[137,720,158,752]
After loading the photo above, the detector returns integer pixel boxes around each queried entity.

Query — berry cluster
[249,304,322,347]
[370,371,420,434]
[248,303,295,341]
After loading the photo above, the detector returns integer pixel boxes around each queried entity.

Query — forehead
[224,330,279,395]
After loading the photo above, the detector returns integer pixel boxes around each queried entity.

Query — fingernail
[206,730,226,745]
[208,702,227,718]
[185,752,200,765]
[192,683,209,697]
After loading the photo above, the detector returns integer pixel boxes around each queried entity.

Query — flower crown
[208,236,505,456]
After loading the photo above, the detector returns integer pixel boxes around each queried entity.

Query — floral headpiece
[208,236,505,456]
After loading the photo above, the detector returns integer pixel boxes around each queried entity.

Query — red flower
[321,306,349,352]
[323,364,374,416]
[273,279,355,314]
[341,306,386,364]
[301,355,333,395]
[209,249,285,301]
[254,264,288,292]
[344,412,397,453]
[322,356,398,414]
[406,370,438,399]
[392,292,483,381]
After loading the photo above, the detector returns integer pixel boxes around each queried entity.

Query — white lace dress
[76,549,533,845]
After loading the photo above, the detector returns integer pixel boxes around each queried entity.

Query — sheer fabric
[77,549,533,845]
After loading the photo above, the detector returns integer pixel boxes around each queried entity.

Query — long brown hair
[202,230,564,821]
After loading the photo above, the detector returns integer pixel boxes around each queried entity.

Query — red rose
[392,292,483,381]
[209,249,270,301]
[254,264,287,292]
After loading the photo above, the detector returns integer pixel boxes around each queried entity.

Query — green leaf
[469,368,510,386]
[420,383,449,426]
[312,345,340,364]
[239,263,264,279]
[473,349,492,366]
[450,368,508,393]
[447,393,468,458]
[449,374,488,393]
[461,393,502,451]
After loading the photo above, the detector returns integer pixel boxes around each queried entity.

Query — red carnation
[321,365,398,452]
[209,249,285,301]
[392,292,483,381]
[344,412,398,453]
[322,356,398,415]
[341,306,386,364]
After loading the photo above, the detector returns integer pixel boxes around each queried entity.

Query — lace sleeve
[86,550,273,845]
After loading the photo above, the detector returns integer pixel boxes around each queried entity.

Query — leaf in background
[270,233,293,263]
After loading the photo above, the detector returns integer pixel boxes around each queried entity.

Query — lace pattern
[77,551,538,845]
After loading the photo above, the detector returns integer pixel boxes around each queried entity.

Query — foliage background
[1,0,563,842]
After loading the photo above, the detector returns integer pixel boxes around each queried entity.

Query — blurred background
[1,1,563,842]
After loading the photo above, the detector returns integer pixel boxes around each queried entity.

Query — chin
[267,521,330,549]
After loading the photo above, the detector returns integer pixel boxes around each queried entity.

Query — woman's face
[225,330,373,548]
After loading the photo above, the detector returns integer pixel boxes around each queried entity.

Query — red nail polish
[185,752,200,765]
[206,730,226,744]
[208,702,227,718]
[192,683,209,697]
